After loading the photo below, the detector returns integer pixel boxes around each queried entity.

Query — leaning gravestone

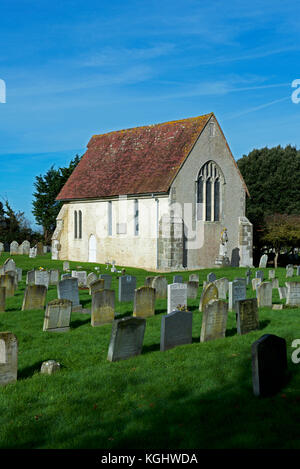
[251,334,288,397]
[186,281,198,299]
[133,286,156,318]
[0,287,6,312]
[199,283,218,312]
[107,317,146,362]
[99,274,112,290]
[259,254,268,268]
[57,278,80,310]
[152,276,168,299]
[236,298,259,335]
[49,269,59,285]
[189,274,199,283]
[22,285,47,310]
[214,277,229,299]
[87,272,98,288]
[285,282,300,306]
[118,275,137,302]
[89,279,105,296]
[0,274,15,297]
[200,299,228,342]
[160,310,193,352]
[257,282,272,307]
[278,287,287,300]
[228,279,246,311]
[167,283,188,314]
[173,275,183,284]
[43,299,72,332]
[9,241,19,255]
[286,266,294,278]
[0,332,18,386]
[34,270,49,289]
[207,272,217,283]
[91,290,115,326]
[3,258,16,273]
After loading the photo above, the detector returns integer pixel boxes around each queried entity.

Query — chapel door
[88,235,97,262]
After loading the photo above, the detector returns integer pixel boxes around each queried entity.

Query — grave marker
[160,310,193,352]
[257,282,272,307]
[236,298,259,335]
[118,275,136,302]
[133,286,156,318]
[107,317,146,362]
[152,276,168,299]
[228,279,246,311]
[199,283,218,312]
[200,299,228,342]
[91,290,115,326]
[22,285,47,310]
[167,283,188,314]
[0,332,18,386]
[43,299,72,332]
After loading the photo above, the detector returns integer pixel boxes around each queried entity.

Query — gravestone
[255,270,264,281]
[0,274,15,297]
[0,242,4,253]
[61,273,72,280]
[268,270,275,280]
[214,277,229,300]
[6,270,18,288]
[167,283,188,314]
[16,267,22,282]
[145,277,154,287]
[49,269,60,285]
[87,272,98,287]
[228,279,246,311]
[189,274,199,283]
[271,278,279,289]
[186,281,198,299]
[160,310,193,352]
[26,269,35,285]
[107,317,146,362]
[259,254,268,268]
[173,275,183,284]
[286,266,294,278]
[63,261,70,271]
[257,282,272,307]
[29,247,37,258]
[200,299,228,342]
[43,299,72,332]
[278,287,287,300]
[297,266,300,276]
[57,278,80,309]
[251,334,288,397]
[199,283,218,312]
[0,332,18,386]
[133,286,156,318]
[89,279,105,296]
[207,272,216,283]
[252,278,261,291]
[4,258,16,273]
[40,360,61,375]
[22,285,47,310]
[99,274,112,290]
[19,240,30,255]
[10,241,19,255]
[236,298,259,335]
[0,287,6,312]
[152,276,168,299]
[118,275,137,302]
[36,242,44,255]
[72,270,87,287]
[43,246,48,254]
[285,282,300,306]
[34,270,49,289]
[91,290,115,326]
[246,269,251,286]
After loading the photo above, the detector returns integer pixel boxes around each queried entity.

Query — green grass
[0,253,299,449]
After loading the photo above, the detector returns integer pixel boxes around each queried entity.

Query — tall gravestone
[91,290,115,326]
[200,299,228,342]
[251,334,288,397]
[43,299,72,332]
[285,282,300,306]
[167,283,188,314]
[160,310,193,352]
[22,285,47,310]
[236,298,259,335]
[228,279,246,311]
[186,281,198,299]
[199,283,218,312]
[34,270,49,289]
[57,278,80,310]
[152,276,168,299]
[0,332,18,386]
[259,254,268,268]
[19,240,30,255]
[214,277,229,300]
[257,282,272,307]
[133,286,156,318]
[118,275,136,302]
[107,317,146,362]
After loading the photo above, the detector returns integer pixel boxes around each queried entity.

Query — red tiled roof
[56,113,249,200]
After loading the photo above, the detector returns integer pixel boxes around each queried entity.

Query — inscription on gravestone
[43,299,72,332]
[167,283,187,314]
[118,275,137,302]
[107,317,146,362]
[229,279,246,311]
[200,299,228,342]
[57,278,80,307]
[236,298,259,335]
[285,282,300,305]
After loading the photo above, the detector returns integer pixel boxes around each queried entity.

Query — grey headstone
[173,275,183,284]
[285,282,300,306]
[22,285,47,310]
[199,283,218,312]
[167,283,188,314]
[229,279,246,311]
[107,317,146,362]
[255,270,264,281]
[26,269,35,285]
[16,267,22,282]
[91,289,115,326]
[34,270,49,289]
[99,274,112,290]
[89,279,105,296]
[268,270,275,280]
[200,299,228,342]
[271,278,279,289]
[189,274,199,283]
[3,258,16,273]
[186,281,198,299]
[160,310,193,352]
[49,269,59,285]
[63,261,70,271]
[259,254,268,268]
[72,270,87,287]
[207,272,217,283]
[118,275,136,302]
[0,274,15,297]
[251,334,287,397]
[252,278,261,291]
[87,272,98,287]
[214,277,229,299]
[297,266,300,276]
[40,360,61,375]
[286,267,294,278]
[43,299,72,332]
[9,241,19,255]
[236,298,259,335]
[257,282,272,307]
[0,332,18,386]
[278,287,287,300]
[19,240,30,255]
[152,276,168,299]
[133,286,156,318]
[57,278,80,307]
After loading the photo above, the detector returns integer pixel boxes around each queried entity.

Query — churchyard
[0,252,299,449]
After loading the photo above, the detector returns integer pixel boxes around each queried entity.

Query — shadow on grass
[259,320,271,330]
[18,361,45,380]
[70,318,91,329]
[141,343,161,354]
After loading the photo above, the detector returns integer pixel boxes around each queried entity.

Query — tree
[0,199,40,245]
[32,154,81,243]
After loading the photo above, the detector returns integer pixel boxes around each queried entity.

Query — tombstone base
[45,327,70,333]
[71,305,83,313]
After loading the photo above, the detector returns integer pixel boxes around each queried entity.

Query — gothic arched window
[197,161,223,221]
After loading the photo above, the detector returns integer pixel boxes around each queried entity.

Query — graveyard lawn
[0,253,299,449]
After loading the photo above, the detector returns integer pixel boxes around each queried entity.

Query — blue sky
[0,0,300,229]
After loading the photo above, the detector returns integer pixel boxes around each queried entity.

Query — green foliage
[0,199,39,244]
[32,154,81,243]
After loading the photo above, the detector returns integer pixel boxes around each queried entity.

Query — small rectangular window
[79,210,82,239]
[134,199,139,236]
[74,211,78,239]
[108,202,112,235]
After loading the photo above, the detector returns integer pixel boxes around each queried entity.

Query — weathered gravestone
[297,266,300,276]
[152,276,168,299]
[160,310,193,352]
[278,286,287,300]
[285,282,300,306]
[43,299,72,332]
[0,274,15,297]
[167,283,188,314]
[91,290,115,326]
[49,269,59,285]
[199,282,218,312]
[251,334,288,397]
[99,274,112,290]
[3,258,16,273]
[186,281,198,299]
[259,254,268,268]
[29,247,37,258]
[207,272,217,283]
[16,267,22,282]
[214,277,229,299]
[0,242,4,253]
[200,299,228,342]
[271,278,279,289]
[9,241,19,255]
[34,270,49,289]
[133,286,156,318]
[61,273,72,280]
[145,277,154,287]
[36,242,44,255]
[286,266,294,278]
[63,261,70,271]
[268,270,275,280]
[72,270,87,287]
[19,240,30,255]
[22,285,47,310]
[107,317,146,362]
[0,332,18,386]
[57,278,80,311]
[6,270,18,288]
[0,287,6,312]
[40,360,61,375]
[257,282,272,307]
[252,278,261,291]
[173,275,183,284]
[89,279,105,296]
[236,298,259,335]
[189,273,199,283]
[26,269,35,285]
[87,272,98,288]
[228,279,246,311]
[118,275,136,302]
[255,270,264,281]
